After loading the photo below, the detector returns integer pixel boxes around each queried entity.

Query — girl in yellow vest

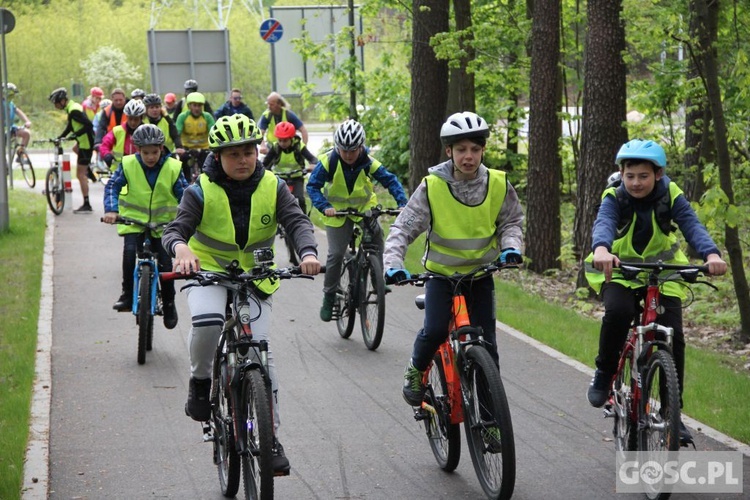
[99,99,146,170]
[382,112,525,407]
[306,119,409,322]
[583,139,726,444]
[102,124,189,329]
[162,114,321,474]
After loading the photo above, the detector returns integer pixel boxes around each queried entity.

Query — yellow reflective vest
[262,108,287,145]
[64,100,92,150]
[319,153,378,228]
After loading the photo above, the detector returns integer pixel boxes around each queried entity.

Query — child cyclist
[102,124,189,329]
[262,121,318,214]
[382,111,524,406]
[162,114,321,474]
[306,119,409,322]
[584,138,727,444]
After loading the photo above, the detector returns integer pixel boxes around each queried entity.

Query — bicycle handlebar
[395,262,519,287]
[332,206,402,218]
[160,262,316,287]
[617,261,717,289]
[100,216,169,232]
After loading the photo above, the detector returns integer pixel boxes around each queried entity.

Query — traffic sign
[0,8,15,35]
[259,18,283,44]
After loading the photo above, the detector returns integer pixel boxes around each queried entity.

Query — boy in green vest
[306,119,409,322]
[584,138,726,445]
[382,111,524,409]
[102,124,189,329]
[162,114,321,474]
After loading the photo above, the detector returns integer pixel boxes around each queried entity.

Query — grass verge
[0,190,46,500]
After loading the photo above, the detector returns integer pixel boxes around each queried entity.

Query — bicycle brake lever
[695,280,719,291]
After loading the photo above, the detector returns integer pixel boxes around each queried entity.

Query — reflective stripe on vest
[320,153,378,228]
[188,170,280,295]
[117,155,182,236]
[424,170,507,275]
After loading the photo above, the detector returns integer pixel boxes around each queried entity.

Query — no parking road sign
[260,18,283,43]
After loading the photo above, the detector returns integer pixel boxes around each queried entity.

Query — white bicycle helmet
[334,119,366,151]
[440,111,490,146]
[123,99,146,117]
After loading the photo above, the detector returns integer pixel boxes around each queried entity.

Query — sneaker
[272,438,291,474]
[73,203,93,214]
[384,285,392,294]
[402,360,426,406]
[483,427,503,454]
[113,292,132,312]
[163,301,178,329]
[185,377,212,421]
[679,420,694,446]
[319,292,336,322]
[586,369,612,408]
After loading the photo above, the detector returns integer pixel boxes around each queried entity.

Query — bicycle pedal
[413,408,430,421]
[602,407,615,419]
[202,423,213,442]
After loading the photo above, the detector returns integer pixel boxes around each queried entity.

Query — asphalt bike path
[17,150,749,499]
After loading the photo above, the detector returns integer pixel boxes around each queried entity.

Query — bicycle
[102,216,170,365]
[395,263,516,500]
[179,148,209,184]
[7,126,35,188]
[331,206,401,351]
[163,253,314,500]
[602,261,717,499]
[90,149,112,184]
[43,137,73,215]
[274,168,309,266]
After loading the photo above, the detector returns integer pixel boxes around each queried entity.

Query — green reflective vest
[319,153,378,227]
[271,138,306,176]
[262,108,287,145]
[64,100,91,149]
[145,115,175,152]
[117,155,182,236]
[424,170,507,275]
[188,170,280,295]
[584,182,689,299]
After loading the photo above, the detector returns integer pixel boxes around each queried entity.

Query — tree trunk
[446,0,475,115]
[526,0,561,273]
[409,0,450,192]
[694,0,750,342]
[574,0,628,288]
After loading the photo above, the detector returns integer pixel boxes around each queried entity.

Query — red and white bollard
[62,154,73,211]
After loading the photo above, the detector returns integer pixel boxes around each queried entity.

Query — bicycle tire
[462,347,516,500]
[359,253,385,350]
[137,264,151,365]
[45,167,64,215]
[612,352,638,454]
[336,254,357,339]
[147,284,161,352]
[424,352,461,471]
[241,369,275,500]
[18,150,36,188]
[212,353,241,498]
[638,349,680,500]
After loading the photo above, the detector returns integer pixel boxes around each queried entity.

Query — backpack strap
[614,182,674,236]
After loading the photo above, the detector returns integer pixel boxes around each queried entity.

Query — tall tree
[446,0,475,115]
[409,0,450,191]
[693,0,750,342]
[526,0,562,273]
[574,0,627,287]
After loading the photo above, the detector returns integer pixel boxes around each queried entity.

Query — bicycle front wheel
[612,352,637,454]
[136,265,152,365]
[45,167,64,215]
[242,370,274,500]
[462,347,516,500]
[336,254,357,339]
[424,352,461,471]
[212,353,240,497]
[359,253,385,350]
[18,150,36,188]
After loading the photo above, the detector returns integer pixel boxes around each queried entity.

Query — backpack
[611,180,675,236]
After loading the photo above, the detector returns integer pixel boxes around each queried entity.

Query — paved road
[16,144,749,499]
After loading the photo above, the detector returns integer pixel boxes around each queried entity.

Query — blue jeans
[411,275,497,371]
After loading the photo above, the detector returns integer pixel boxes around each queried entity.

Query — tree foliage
[80,46,142,91]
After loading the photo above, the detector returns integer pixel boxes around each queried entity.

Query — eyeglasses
[232,95,242,101]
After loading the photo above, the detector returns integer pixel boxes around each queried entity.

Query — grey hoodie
[383,160,524,270]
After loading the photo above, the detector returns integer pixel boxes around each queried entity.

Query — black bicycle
[8,126,35,188]
[165,253,315,500]
[331,206,401,351]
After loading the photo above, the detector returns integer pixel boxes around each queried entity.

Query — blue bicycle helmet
[615,139,667,169]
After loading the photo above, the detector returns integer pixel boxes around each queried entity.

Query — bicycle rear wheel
[18,150,36,188]
[242,369,274,500]
[359,253,385,350]
[638,349,680,500]
[45,167,64,215]
[336,254,357,339]
[462,347,516,500]
[212,351,240,497]
[423,352,460,471]
[136,265,152,365]
[612,353,637,454]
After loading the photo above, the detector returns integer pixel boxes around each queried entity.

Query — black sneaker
[185,378,212,421]
[73,203,93,214]
[163,302,178,329]
[679,420,694,446]
[586,370,612,408]
[113,292,132,312]
[272,438,291,474]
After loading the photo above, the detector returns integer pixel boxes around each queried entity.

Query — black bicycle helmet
[132,124,165,147]
[143,93,162,107]
[184,79,199,92]
[440,111,490,146]
[48,87,68,104]
[334,119,366,151]
[208,114,262,151]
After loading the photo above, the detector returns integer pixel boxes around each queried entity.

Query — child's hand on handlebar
[593,246,620,282]
[324,207,337,217]
[299,255,322,276]
[173,243,201,273]
[705,253,727,276]
[102,212,119,224]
